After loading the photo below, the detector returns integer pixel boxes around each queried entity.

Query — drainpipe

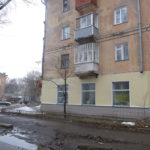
[137,0,143,73]
[41,0,47,78]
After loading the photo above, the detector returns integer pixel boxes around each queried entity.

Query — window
[62,26,70,40]
[63,0,70,12]
[57,85,69,104]
[75,43,99,64]
[115,43,128,61]
[82,83,95,105]
[114,6,127,25]
[76,14,98,30]
[61,54,69,69]
[112,82,130,106]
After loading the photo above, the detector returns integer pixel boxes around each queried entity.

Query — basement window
[82,83,95,105]
[112,81,130,106]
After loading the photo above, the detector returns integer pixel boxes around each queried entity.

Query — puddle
[0,127,37,150]
[0,133,38,150]
[0,128,53,150]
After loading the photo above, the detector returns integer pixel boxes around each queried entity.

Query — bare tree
[23,71,41,104]
[0,0,12,11]
[43,51,74,119]
[0,0,43,24]
[5,78,19,96]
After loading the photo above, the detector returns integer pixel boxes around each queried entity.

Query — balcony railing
[75,13,99,41]
[75,0,97,10]
[74,43,99,77]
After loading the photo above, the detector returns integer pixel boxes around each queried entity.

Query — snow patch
[15,106,35,112]
[121,122,135,126]
[35,105,40,108]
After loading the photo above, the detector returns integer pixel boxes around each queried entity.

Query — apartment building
[0,73,6,99]
[41,0,150,119]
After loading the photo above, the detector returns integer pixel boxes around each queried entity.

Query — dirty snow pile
[121,122,135,126]
[15,106,35,112]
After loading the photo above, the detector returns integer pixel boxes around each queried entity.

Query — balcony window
[75,43,99,64]
[76,13,98,30]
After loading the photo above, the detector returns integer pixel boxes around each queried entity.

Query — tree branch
[0,0,12,10]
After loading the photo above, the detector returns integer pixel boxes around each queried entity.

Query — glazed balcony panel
[75,13,99,41]
[74,43,99,77]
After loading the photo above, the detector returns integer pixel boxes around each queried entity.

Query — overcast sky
[0,0,45,79]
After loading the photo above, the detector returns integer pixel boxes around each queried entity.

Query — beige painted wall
[42,71,150,108]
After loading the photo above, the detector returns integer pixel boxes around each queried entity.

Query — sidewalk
[1,104,150,134]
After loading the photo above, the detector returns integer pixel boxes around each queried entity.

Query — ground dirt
[0,114,150,150]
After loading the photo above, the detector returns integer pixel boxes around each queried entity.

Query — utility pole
[64,70,67,119]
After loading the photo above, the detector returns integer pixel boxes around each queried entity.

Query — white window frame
[81,83,96,105]
[57,84,69,104]
[62,26,70,40]
[112,81,130,107]
[76,13,98,30]
[115,43,128,61]
[114,6,127,25]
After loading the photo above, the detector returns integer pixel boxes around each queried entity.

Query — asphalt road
[0,114,150,150]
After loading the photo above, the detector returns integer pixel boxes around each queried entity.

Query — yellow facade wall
[42,72,150,107]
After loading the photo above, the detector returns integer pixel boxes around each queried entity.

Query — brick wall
[43,0,150,79]
[0,75,6,99]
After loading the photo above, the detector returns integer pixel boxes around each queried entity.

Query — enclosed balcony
[75,13,99,42]
[74,43,99,77]
[75,0,97,11]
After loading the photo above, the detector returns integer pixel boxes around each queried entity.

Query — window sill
[113,105,130,108]
[57,103,68,105]
[60,67,69,70]
[115,59,129,62]
[61,37,71,41]
[81,104,96,106]
[63,9,71,13]
[114,21,128,26]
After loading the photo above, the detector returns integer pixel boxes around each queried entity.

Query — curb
[0,123,13,128]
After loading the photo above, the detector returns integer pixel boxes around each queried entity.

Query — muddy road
[0,114,150,150]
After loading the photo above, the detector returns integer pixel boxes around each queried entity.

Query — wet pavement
[0,114,150,150]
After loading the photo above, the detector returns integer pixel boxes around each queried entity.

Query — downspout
[137,0,143,73]
[41,0,47,78]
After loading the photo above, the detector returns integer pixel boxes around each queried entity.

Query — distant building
[41,0,150,119]
[0,73,6,99]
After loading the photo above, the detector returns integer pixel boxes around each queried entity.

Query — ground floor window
[82,83,95,105]
[112,81,130,106]
[57,84,68,104]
